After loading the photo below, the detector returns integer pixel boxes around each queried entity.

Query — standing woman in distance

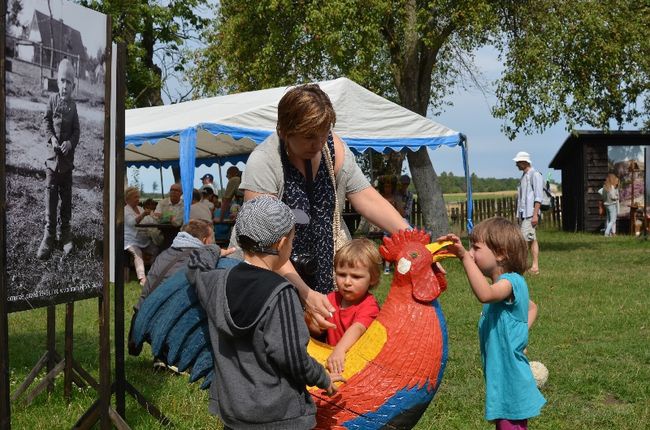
[236,84,409,328]
[601,173,620,237]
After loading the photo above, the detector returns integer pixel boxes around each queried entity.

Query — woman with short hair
[237,84,409,328]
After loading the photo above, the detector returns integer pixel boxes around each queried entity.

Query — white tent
[125,77,470,223]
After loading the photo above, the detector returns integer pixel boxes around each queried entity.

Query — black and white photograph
[4,0,108,311]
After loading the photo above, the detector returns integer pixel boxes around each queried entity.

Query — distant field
[444,190,516,203]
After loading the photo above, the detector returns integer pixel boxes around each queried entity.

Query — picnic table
[136,223,181,250]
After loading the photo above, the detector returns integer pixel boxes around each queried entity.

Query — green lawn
[7,230,650,429]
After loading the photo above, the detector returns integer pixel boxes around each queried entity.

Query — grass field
[6,230,650,429]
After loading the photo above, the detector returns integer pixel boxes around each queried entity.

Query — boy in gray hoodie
[188,195,342,429]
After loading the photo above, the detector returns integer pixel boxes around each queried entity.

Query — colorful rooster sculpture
[132,229,452,429]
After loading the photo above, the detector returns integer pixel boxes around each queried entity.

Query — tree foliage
[6,0,24,34]
[492,1,649,138]
[189,0,497,234]
[437,172,521,194]
[78,0,210,108]
[188,0,647,234]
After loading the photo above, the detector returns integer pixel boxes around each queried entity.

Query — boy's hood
[187,248,291,338]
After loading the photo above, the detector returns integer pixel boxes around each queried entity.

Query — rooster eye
[409,252,419,259]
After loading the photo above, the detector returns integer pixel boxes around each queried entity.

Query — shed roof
[549,130,649,169]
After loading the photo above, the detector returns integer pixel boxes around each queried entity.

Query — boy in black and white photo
[37,58,80,259]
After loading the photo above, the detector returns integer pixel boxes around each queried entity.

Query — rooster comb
[380,229,431,262]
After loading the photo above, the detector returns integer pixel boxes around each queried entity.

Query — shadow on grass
[539,241,594,252]
[8,330,99,370]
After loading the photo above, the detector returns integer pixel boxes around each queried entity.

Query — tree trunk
[384,0,450,236]
[140,13,163,107]
[407,148,449,237]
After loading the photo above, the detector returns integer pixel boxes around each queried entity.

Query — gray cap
[235,195,309,253]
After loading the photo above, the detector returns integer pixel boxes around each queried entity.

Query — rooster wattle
[131,229,453,429]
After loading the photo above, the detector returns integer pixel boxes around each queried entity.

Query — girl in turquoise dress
[439,217,545,429]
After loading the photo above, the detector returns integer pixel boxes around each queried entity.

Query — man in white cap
[514,151,544,274]
[200,173,214,186]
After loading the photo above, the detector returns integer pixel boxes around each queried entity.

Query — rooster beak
[425,241,455,263]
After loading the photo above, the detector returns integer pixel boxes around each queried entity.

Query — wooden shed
[549,131,649,233]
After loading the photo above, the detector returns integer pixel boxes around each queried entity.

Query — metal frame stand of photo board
[11,304,99,406]
[72,42,171,430]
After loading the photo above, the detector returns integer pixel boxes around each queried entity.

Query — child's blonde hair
[334,238,382,288]
[469,217,528,275]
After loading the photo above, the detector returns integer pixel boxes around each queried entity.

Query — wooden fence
[446,196,563,231]
[343,196,563,235]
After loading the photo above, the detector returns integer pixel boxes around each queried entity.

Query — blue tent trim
[125,124,272,147]
[125,154,251,169]
[199,123,272,144]
[125,123,472,225]
[125,128,186,147]
[345,134,461,154]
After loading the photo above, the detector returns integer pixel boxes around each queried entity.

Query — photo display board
[3,0,109,312]
[607,145,647,219]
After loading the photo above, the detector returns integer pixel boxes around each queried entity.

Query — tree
[189,0,648,235]
[79,0,210,108]
[129,168,141,190]
[492,1,649,138]
[6,0,24,37]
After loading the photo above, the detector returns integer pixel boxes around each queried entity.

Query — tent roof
[125,77,461,167]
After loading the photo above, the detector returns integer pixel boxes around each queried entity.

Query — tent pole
[218,163,224,198]
[159,164,165,199]
[460,134,474,234]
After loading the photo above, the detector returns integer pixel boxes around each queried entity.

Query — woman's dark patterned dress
[281,134,336,294]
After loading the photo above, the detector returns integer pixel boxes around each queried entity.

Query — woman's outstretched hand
[305,289,336,331]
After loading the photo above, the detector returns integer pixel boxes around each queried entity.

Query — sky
[430,46,567,182]
[129,46,577,194]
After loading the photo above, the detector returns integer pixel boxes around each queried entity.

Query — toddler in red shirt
[308,239,382,375]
